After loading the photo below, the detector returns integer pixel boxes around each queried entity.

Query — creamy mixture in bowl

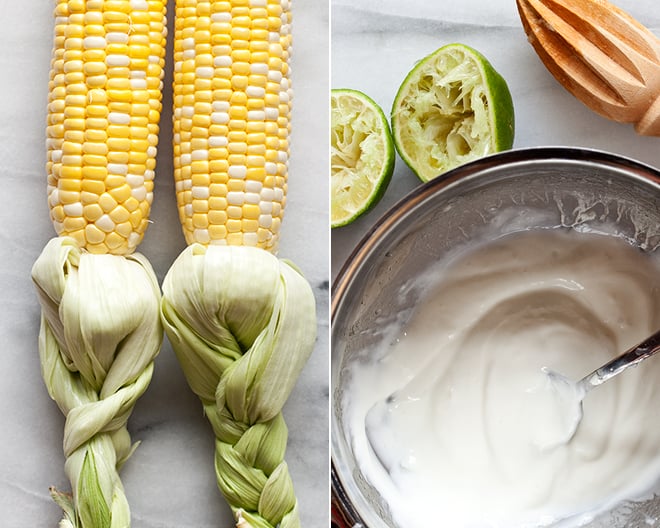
[344,229,660,528]
[331,148,660,528]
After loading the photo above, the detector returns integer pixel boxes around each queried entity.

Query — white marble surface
[331,0,660,281]
[0,2,329,527]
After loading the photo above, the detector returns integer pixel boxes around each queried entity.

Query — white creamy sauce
[344,229,660,528]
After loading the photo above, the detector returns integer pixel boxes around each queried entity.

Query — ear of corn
[47,0,167,255]
[161,2,316,527]
[172,0,292,251]
[32,1,166,526]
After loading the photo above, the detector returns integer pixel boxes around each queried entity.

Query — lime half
[391,43,515,182]
[331,89,395,228]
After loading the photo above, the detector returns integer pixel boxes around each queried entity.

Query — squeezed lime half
[391,43,515,182]
[331,89,395,228]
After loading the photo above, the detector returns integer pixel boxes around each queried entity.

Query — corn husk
[161,244,316,528]
[32,236,162,528]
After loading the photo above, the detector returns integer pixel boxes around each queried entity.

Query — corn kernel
[104,232,126,250]
[115,221,133,237]
[208,224,228,239]
[109,183,132,203]
[226,232,244,245]
[84,223,105,244]
[98,192,118,212]
[129,209,143,228]
[83,203,104,222]
[241,218,259,233]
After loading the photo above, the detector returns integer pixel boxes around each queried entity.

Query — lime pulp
[331,89,395,228]
[391,43,515,182]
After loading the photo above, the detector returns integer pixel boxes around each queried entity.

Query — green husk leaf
[235,509,272,528]
[50,488,78,528]
[258,461,296,525]
[79,450,111,528]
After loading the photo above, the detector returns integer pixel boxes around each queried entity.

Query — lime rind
[331,89,395,228]
[391,43,515,182]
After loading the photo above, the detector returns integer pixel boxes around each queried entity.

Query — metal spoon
[366,329,660,465]
[544,328,660,445]
[516,0,660,136]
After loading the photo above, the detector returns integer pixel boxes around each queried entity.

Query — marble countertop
[0,2,328,527]
[331,0,660,281]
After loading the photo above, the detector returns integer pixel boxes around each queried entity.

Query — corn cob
[172,0,292,251]
[31,1,166,526]
[161,1,316,527]
[47,0,165,255]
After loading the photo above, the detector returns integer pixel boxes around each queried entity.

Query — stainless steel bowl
[331,147,660,528]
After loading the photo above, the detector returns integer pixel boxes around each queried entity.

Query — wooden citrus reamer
[516,0,660,136]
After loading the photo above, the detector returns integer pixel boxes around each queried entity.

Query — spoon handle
[581,329,660,392]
